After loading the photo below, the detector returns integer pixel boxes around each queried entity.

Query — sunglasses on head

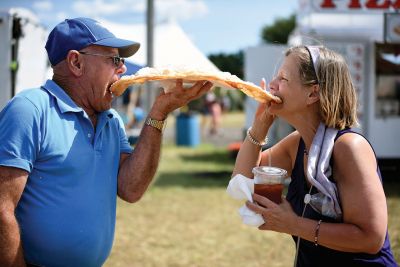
[79,51,125,68]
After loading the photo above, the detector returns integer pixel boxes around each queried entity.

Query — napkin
[226,174,265,227]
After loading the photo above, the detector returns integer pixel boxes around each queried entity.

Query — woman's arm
[232,126,299,179]
[248,133,387,254]
[232,86,298,178]
[321,133,387,253]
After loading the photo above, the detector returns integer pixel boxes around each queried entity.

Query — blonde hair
[286,46,358,130]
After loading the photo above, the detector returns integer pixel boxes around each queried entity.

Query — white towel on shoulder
[306,123,342,220]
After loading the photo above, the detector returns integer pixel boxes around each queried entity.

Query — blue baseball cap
[45,17,140,66]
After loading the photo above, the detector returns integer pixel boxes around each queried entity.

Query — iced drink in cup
[252,166,287,204]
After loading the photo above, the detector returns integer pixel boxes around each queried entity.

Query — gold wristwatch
[145,117,166,133]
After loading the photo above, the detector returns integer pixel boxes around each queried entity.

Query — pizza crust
[110,67,282,103]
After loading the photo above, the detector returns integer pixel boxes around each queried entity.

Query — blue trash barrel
[176,113,200,147]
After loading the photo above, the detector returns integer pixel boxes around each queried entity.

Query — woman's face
[267,53,310,117]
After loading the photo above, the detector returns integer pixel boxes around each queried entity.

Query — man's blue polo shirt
[0,80,132,267]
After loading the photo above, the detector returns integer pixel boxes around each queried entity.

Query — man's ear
[66,50,83,76]
[307,84,320,105]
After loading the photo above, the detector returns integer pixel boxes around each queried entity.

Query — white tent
[0,8,48,109]
[101,19,219,72]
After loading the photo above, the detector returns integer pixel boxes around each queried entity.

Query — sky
[0,0,298,55]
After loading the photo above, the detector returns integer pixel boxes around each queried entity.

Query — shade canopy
[101,19,219,72]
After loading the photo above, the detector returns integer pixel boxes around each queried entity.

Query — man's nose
[117,63,127,75]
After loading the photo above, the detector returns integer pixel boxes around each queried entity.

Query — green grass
[105,143,400,267]
[385,182,400,261]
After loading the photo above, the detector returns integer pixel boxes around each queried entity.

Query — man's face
[79,45,127,112]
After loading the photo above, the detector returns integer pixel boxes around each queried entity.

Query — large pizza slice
[110,67,282,103]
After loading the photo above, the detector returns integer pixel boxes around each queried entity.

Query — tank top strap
[334,128,356,141]
[292,137,306,179]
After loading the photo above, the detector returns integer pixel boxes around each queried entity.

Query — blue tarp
[124,61,143,75]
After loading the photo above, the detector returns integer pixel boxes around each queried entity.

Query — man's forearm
[0,212,26,266]
[117,122,163,203]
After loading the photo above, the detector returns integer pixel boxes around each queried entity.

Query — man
[0,17,212,267]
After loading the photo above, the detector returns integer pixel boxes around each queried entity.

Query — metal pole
[146,0,155,113]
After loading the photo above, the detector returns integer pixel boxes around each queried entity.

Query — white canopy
[100,19,219,72]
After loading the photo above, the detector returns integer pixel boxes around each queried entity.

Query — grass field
[105,112,400,267]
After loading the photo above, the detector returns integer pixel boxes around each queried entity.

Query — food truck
[0,8,48,109]
[245,0,400,177]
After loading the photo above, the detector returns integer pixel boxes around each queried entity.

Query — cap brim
[94,37,140,57]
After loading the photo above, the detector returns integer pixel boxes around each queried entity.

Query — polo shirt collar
[42,79,83,114]
[41,79,114,119]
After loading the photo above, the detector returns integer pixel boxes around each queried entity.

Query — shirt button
[88,133,91,138]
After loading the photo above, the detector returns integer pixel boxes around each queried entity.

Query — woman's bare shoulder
[333,132,377,182]
[271,130,302,171]
[279,130,301,148]
[334,132,373,158]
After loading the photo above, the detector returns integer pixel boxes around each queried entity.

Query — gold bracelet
[246,127,268,146]
[314,220,322,246]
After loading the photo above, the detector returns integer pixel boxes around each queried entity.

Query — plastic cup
[252,166,287,204]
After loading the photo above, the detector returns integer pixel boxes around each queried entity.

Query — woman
[232,45,398,266]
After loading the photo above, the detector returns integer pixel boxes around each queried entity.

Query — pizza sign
[308,0,400,12]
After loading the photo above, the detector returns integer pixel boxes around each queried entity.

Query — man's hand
[149,79,213,120]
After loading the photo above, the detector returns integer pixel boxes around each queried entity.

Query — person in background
[232,45,398,266]
[205,91,222,135]
[0,17,212,267]
[126,94,146,130]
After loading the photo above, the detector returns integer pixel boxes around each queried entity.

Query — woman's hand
[249,78,276,141]
[246,193,298,234]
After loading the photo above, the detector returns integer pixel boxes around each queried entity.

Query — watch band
[145,117,165,133]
